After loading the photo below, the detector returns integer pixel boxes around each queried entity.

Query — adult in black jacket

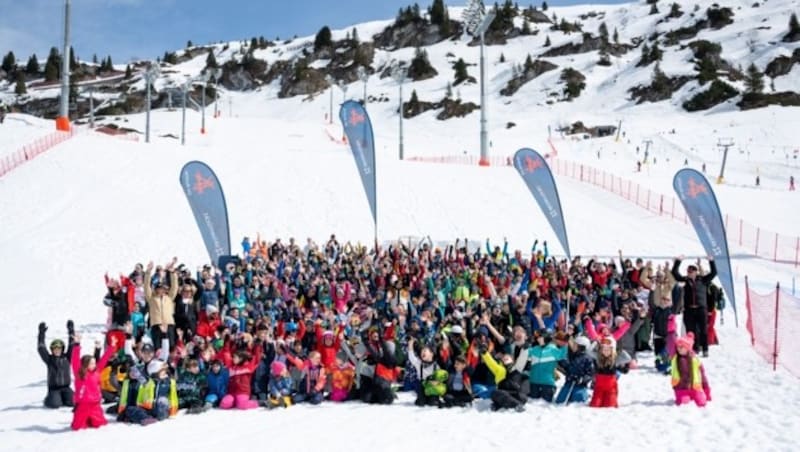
[672,256,717,356]
[174,279,202,336]
[37,320,75,408]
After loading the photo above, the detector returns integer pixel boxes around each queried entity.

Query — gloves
[67,320,75,336]
[477,343,488,356]
[38,322,47,334]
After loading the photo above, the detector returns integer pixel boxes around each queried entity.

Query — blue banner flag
[179,161,232,265]
[673,169,737,326]
[513,148,571,259]
[339,100,377,229]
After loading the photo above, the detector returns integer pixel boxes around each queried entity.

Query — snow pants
[220,393,259,410]
[44,386,74,409]
[674,388,708,407]
[71,402,107,430]
[589,374,618,408]
[529,384,556,402]
[707,310,719,346]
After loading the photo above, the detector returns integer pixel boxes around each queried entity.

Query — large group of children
[37,235,722,430]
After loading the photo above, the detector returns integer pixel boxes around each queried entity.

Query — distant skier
[701,163,706,173]
[755,176,760,187]
[791,176,796,191]
[683,158,688,166]
[636,161,642,172]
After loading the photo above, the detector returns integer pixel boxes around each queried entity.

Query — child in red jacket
[590,338,620,408]
[71,334,118,431]
[220,346,262,410]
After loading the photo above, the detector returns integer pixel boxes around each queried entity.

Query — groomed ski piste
[1,1,799,450]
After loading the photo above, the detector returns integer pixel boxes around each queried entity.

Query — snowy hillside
[0,1,799,450]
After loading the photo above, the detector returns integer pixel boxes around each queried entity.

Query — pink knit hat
[270,360,286,375]
[675,332,695,350]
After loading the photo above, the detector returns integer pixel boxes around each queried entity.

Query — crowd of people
[37,235,723,430]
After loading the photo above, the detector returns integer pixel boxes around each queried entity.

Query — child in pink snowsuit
[671,332,711,407]
[71,336,118,430]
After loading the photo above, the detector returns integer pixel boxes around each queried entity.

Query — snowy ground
[1,0,799,449]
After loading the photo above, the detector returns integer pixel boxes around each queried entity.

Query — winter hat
[575,336,591,350]
[147,359,166,376]
[322,330,335,340]
[676,332,695,350]
[614,316,626,327]
[450,325,464,335]
[477,326,490,337]
[128,366,144,382]
[140,342,155,353]
[270,360,286,376]
[206,305,219,315]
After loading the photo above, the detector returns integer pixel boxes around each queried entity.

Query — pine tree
[187,40,194,48]
[125,64,132,79]
[524,54,535,72]
[639,42,650,66]
[69,46,78,71]
[430,0,446,25]
[206,49,218,69]
[14,72,26,95]
[92,54,98,64]
[669,2,682,18]
[790,13,800,34]
[522,18,531,35]
[314,26,333,51]
[1,51,15,73]
[598,22,609,43]
[651,63,670,93]
[544,35,551,47]
[440,7,452,35]
[542,1,548,11]
[445,81,453,98]
[44,47,61,81]
[696,55,718,84]
[105,55,114,72]
[453,58,469,84]
[650,3,659,15]
[499,53,506,63]
[26,54,39,74]
[650,42,663,62]
[744,63,764,94]
[613,28,619,44]
[352,27,360,43]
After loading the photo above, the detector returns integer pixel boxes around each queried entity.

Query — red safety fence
[745,277,800,376]
[406,145,799,266]
[0,129,78,179]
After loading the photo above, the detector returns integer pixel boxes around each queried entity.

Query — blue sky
[0,0,627,63]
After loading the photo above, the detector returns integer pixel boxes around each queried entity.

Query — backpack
[423,369,449,396]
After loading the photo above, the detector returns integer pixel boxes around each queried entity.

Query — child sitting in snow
[442,355,472,408]
[671,333,711,407]
[555,336,594,405]
[267,360,294,408]
[287,350,327,404]
[329,353,355,402]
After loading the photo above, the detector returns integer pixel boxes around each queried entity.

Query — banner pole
[773,282,780,371]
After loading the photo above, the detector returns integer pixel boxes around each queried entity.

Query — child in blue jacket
[555,336,594,405]
[205,359,229,407]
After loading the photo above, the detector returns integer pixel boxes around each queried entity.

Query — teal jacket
[527,344,567,386]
